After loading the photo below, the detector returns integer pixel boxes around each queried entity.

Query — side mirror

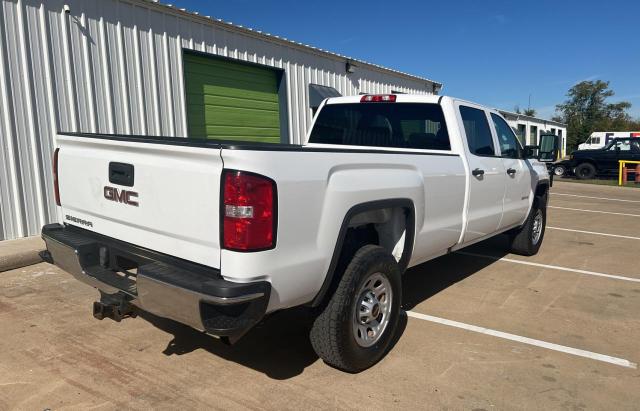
[538,134,560,163]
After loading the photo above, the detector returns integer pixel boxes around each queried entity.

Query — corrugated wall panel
[0,1,21,239]
[0,0,436,240]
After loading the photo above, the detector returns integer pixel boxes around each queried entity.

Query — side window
[459,106,495,156]
[491,113,522,159]
[610,140,632,151]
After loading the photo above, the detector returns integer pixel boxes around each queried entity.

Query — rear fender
[310,198,416,307]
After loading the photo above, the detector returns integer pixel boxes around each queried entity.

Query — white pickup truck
[42,94,558,372]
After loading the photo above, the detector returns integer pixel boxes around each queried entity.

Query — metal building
[0,0,442,241]
[499,110,568,157]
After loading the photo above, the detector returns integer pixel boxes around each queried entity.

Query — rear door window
[309,103,450,150]
[459,106,495,156]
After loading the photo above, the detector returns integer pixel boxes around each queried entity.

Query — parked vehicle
[578,131,640,150]
[570,138,640,179]
[41,94,559,372]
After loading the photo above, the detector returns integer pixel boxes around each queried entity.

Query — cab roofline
[325,94,443,105]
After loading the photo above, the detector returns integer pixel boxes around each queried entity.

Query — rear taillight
[53,148,60,206]
[360,94,397,102]
[222,170,276,251]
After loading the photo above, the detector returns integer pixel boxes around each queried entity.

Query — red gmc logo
[104,186,139,207]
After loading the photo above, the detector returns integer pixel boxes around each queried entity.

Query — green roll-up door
[184,53,281,143]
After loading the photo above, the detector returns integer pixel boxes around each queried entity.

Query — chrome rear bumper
[41,224,270,340]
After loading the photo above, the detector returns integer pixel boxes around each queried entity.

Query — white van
[578,131,640,150]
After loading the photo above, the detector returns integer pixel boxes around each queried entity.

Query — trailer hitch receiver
[93,292,135,322]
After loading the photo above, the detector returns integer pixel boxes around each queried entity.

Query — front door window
[491,114,523,158]
[610,140,632,151]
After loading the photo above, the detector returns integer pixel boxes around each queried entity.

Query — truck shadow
[141,306,408,380]
[139,307,319,380]
[139,235,510,380]
[402,235,510,310]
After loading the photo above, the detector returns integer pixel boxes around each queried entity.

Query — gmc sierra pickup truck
[42,94,558,372]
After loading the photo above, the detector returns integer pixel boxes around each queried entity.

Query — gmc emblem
[104,186,139,207]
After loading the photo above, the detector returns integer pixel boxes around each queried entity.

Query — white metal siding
[0,0,436,240]
[501,113,568,157]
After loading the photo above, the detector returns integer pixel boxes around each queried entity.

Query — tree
[514,105,521,114]
[554,80,634,151]
[523,108,536,117]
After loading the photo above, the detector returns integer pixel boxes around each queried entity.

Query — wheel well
[535,183,549,206]
[346,206,409,261]
[535,183,549,198]
[576,160,597,170]
[310,200,414,307]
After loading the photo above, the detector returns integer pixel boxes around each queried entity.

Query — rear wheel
[553,164,566,177]
[508,196,547,256]
[575,163,596,179]
[310,245,401,373]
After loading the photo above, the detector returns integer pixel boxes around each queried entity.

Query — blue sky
[171,0,640,119]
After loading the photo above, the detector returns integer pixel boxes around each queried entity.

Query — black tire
[508,196,547,256]
[309,244,401,373]
[575,163,596,180]
[553,164,566,177]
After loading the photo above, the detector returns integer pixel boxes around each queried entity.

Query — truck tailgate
[55,134,223,269]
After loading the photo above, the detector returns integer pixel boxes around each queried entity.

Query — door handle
[109,162,135,187]
[507,168,517,176]
[472,168,485,177]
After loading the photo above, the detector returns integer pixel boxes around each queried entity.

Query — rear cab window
[309,103,451,150]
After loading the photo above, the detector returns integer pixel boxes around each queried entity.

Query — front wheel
[310,245,401,372]
[553,164,566,177]
[575,163,596,179]
[508,196,547,256]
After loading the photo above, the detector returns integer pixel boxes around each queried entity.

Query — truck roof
[322,94,503,115]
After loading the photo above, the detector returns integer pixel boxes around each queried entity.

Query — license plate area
[83,243,147,297]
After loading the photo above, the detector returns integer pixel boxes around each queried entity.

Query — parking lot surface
[1,181,639,410]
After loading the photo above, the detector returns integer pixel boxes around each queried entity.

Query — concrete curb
[0,236,45,272]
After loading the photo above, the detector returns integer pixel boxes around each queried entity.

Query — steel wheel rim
[554,166,564,176]
[579,167,591,178]
[353,272,393,348]
[532,209,543,245]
